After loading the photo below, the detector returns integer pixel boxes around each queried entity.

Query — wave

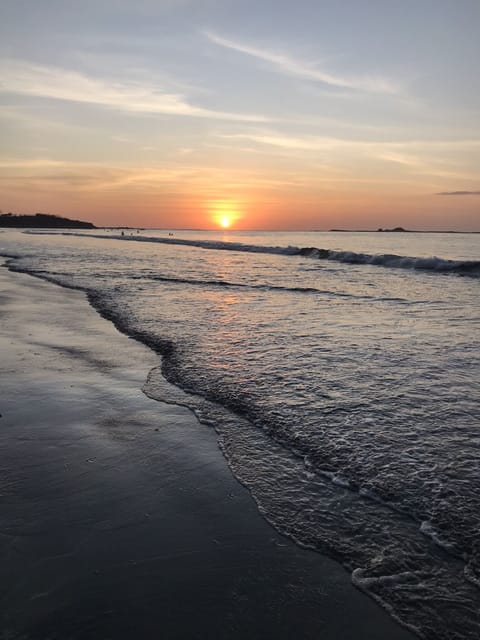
[25,231,300,256]
[137,274,411,302]
[25,231,480,278]
[300,247,480,276]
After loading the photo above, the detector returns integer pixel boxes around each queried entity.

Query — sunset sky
[1,0,479,230]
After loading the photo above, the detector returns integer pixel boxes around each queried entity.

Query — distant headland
[0,213,96,229]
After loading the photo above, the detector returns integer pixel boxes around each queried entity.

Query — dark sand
[0,263,415,639]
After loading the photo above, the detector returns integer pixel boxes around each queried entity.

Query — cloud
[0,157,312,196]
[221,132,346,151]
[219,131,404,153]
[218,131,479,181]
[221,129,480,154]
[436,191,480,195]
[0,59,270,123]
[204,30,400,95]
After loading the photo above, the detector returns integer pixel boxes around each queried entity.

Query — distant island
[330,227,408,232]
[0,213,96,229]
[328,227,478,233]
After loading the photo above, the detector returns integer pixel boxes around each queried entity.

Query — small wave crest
[137,274,408,302]
[420,520,456,552]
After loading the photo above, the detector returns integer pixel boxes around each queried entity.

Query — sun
[220,215,232,229]
[210,199,241,230]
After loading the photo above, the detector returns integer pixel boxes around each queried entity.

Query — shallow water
[2,229,479,639]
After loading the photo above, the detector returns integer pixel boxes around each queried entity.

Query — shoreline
[0,262,415,639]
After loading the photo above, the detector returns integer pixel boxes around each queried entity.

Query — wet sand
[0,262,415,639]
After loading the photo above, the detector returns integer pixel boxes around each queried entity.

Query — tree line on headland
[0,212,96,228]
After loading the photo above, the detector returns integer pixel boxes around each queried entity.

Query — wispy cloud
[436,190,480,195]
[0,159,69,169]
[0,59,271,123]
[220,132,347,151]
[204,30,400,95]
[220,130,480,153]
[0,157,311,195]
[219,131,409,153]
[218,130,480,181]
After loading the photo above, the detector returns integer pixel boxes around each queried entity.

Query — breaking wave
[25,231,480,277]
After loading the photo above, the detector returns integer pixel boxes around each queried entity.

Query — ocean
[1,228,479,639]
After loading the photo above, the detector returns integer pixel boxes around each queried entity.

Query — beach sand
[0,262,415,639]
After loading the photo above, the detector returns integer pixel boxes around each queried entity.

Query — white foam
[420,520,455,551]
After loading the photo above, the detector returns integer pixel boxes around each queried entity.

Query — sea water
[1,229,479,639]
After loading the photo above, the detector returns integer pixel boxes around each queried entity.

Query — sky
[1,0,479,230]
